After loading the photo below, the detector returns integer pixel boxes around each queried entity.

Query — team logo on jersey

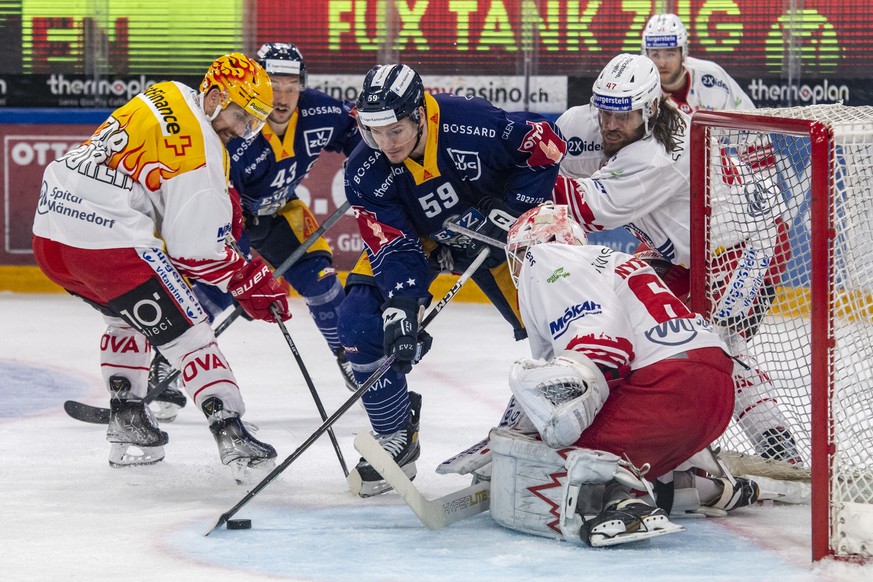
[447,149,481,181]
[519,121,566,167]
[644,318,700,346]
[353,206,403,255]
[701,74,729,92]
[566,137,603,156]
[549,301,602,339]
[304,127,334,156]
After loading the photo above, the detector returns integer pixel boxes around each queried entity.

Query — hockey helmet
[505,203,588,286]
[200,52,273,140]
[642,13,689,58]
[356,64,425,148]
[591,53,661,135]
[256,42,307,87]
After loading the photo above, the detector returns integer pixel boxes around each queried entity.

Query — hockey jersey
[518,243,725,373]
[555,104,692,267]
[667,56,755,114]
[33,81,244,290]
[227,88,360,216]
[345,92,565,301]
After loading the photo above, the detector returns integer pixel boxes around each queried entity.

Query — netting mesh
[698,104,873,559]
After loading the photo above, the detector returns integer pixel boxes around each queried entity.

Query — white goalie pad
[509,351,609,448]
[490,428,625,542]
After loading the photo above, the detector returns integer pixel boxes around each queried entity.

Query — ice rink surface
[1,293,871,581]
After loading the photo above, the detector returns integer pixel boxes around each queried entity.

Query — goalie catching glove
[228,258,292,322]
[382,296,433,374]
[509,351,610,448]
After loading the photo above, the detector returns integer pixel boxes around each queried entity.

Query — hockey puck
[226,519,252,530]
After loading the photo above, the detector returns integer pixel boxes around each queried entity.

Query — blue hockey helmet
[256,42,307,87]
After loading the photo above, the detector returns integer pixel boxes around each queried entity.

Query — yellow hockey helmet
[200,52,273,138]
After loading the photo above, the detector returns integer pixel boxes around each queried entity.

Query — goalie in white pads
[486,203,759,547]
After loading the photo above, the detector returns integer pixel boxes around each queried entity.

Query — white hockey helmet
[642,13,689,58]
[505,203,587,286]
[591,53,661,136]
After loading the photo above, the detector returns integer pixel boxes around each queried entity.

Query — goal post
[689,104,873,562]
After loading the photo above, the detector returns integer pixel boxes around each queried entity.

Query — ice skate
[106,375,168,467]
[202,396,276,482]
[334,348,357,392]
[148,353,186,423]
[705,477,760,511]
[580,498,684,547]
[349,392,421,497]
[758,427,802,465]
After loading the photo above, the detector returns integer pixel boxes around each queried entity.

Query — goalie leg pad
[509,351,609,448]
[437,396,537,477]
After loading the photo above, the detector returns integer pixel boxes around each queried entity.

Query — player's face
[269,75,303,126]
[368,117,422,164]
[597,109,645,157]
[212,102,264,144]
[647,48,684,87]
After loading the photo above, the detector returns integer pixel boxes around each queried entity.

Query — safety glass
[226,103,266,141]
[595,108,644,129]
[357,117,418,150]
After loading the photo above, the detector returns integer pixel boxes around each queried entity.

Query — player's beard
[601,124,644,158]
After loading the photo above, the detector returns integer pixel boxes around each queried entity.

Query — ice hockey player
[485,203,759,546]
[148,42,362,422]
[554,53,801,464]
[32,53,291,478]
[642,13,754,114]
[339,63,566,496]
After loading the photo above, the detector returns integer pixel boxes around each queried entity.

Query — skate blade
[589,520,685,547]
[348,462,417,497]
[229,457,276,485]
[108,443,166,467]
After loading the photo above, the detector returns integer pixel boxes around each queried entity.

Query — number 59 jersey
[344,91,566,299]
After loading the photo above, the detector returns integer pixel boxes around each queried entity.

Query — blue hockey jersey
[228,88,360,215]
[345,92,565,302]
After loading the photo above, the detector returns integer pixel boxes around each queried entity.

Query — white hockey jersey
[668,56,755,114]
[33,81,243,290]
[555,104,692,267]
[517,243,725,371]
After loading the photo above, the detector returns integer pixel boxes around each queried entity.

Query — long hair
[650,97,686,153]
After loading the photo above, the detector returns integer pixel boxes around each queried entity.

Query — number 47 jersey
[344,91,565,299]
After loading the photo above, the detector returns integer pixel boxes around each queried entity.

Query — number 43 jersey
[344,91,566,300]
[227,88,360,216]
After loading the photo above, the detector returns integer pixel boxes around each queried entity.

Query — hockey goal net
[689,104,873,562]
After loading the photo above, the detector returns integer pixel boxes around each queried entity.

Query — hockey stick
[441,218,506,250]
[353,432,490,529]
[271,305,349,478]
[204,247,491,535]
[64,200,352,424]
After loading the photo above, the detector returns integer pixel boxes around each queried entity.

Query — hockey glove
[382,296,431,374]
[465,197,520,265]
[228,258,292,322]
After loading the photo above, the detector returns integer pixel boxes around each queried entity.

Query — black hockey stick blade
[63,399,111,424]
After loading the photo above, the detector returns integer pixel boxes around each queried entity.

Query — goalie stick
[204,247,491,535]
[63,200,352,425]
[353,432,490,529]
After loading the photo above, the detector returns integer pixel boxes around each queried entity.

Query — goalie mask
[200,52,273,140]
[591,53,661,137]
[256,42,307,87]
[642,13,689,59]
[356,64,425,149]
[505,203,587,286]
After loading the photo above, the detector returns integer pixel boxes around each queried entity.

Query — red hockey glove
[228,258,292,322]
